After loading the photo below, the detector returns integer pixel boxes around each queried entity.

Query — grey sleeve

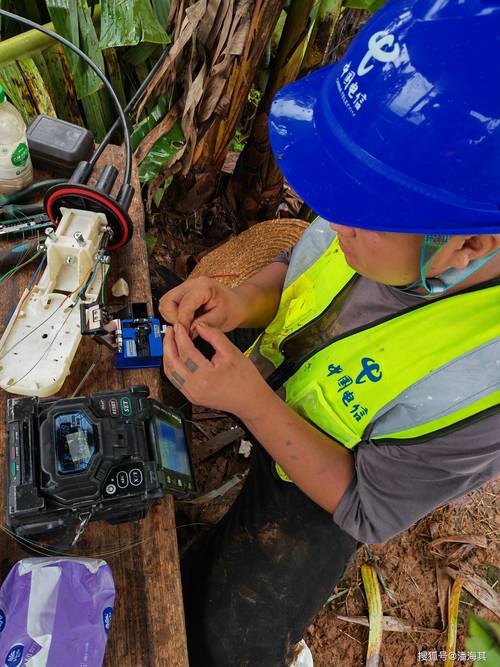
[333,414,500,544]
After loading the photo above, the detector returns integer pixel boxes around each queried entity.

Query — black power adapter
[27,115,95,177]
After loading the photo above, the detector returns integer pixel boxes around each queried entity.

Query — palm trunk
[227,0,316,228]
[146,0,285,216]
[300,0,343,75]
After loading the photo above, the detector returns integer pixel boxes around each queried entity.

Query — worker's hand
[158,277,247,335]
[163,321,270,417]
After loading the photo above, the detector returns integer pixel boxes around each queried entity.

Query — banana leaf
[122,42,160,66]
[18,0,43,23]
[18,56,57,117]
[133,87,183,200]
[46,1,114,139]
[137,119,184,185]
[0,0,22,39]
[444,576,464,667]
[134,63,151,88]
[131,92,170,151]
[344,0,388,11]
[361,564,383,667]
[151,0,172,29]
[40,44,83,125]
[81,87,114,142]
[46,0,104,99]
[103,48,127,108]
[301,0,343,74]
[99,0,170,49]
[0,61,36,122]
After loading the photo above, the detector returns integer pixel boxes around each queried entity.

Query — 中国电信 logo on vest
[327,356,382,424]
[355,357,383,384]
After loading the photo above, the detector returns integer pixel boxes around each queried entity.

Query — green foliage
[145,231,157,256]
[138,121,184,185]
[130,90,184,188]
[466,616,500,667]
[150,0,171,30]
[99,0,170,48]
[248,86,262,108]
[46,0,104,99]
[0,0,377,216]
[122,42,160,66]
[344,0,387,12]
[131,92,170,151]
[1,0,48,36]
[230,129,245,153]
[44,1,115,140]
[0,1,171,143]
[41,44,83,124]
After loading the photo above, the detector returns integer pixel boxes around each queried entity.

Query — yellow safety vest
[249,226,500,459]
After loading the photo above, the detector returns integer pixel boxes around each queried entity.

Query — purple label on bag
[4,644,23,667]
[102,607,113,635]
[0,611,5,633]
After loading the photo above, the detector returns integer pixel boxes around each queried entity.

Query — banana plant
[0,1,170,140]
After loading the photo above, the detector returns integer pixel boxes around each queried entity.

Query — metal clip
[72,510,93,546]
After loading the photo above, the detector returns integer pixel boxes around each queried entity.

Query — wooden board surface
[0,146,189,667]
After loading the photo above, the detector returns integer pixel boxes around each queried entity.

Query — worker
[159,1,500,665]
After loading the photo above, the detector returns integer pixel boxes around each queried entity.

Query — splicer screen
[156,418,191,475]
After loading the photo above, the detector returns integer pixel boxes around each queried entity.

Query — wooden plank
[195,426,245,462]
[0,145,189,667]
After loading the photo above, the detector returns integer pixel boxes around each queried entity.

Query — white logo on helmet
[357,30,400,77]
[336,31,400,117]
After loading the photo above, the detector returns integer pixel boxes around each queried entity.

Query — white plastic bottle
[0,84,33,195]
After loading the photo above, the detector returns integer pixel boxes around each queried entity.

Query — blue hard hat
[269,0,500,234]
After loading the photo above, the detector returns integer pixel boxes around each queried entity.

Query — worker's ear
[445,235,500,270]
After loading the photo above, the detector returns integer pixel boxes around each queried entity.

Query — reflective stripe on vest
[249,219,500,449]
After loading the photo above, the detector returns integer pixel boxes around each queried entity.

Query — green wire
[0,249,43,284]
[101,263,109,304]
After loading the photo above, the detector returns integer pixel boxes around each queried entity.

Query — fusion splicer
[7,385,196,540]
[81,301,165,369]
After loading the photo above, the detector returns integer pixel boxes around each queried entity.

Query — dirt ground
[152,228,499,667]
[307,487,499,667]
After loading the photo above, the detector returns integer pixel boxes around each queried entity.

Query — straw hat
[189,218,309,287]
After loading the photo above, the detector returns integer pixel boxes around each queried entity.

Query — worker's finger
[189,306,221,336]
[163,327,187,391]
[163,325,180,365]
[194,321,236,356]
[177,290,213,330]
[173,323,209,373]
[158,296,180,324]
[191,306,225,332]
[158,282,192,323]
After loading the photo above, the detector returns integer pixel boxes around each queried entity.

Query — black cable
[90,45,171,170]
[0,9,133,185]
